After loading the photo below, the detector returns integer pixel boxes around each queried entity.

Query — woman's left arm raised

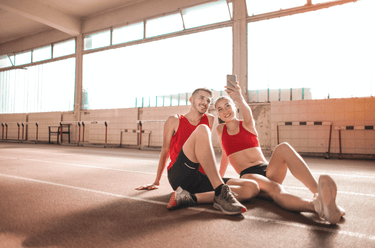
[226,79,257,135]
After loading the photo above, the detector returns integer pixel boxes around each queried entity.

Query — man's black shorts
[168,149,230,194]
[240,163,268,178]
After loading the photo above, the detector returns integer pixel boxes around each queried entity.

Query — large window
[53,39,76,58]
[112,22,144,45]
[248,0,375,100]
[146,13,184,38]
[182,0,231,29]
[83,0,232,51]
[82,27,232,110]
[15,51,32,66]
[33,45,52,62]
[84,30,111,51]
[0,58,76,113]
[0,55,13,68]
[0,39,75,70]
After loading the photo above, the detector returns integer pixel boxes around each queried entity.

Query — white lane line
[1,155,374,197]
[284,186,375,198]
[0,173,167,206]
[0,173,374,242]
[313,172,375,179]
[0,150,158,162]
[0,155,163,176]
[241,214,375,241]
[2,155,375,179]
[0,155,152,165]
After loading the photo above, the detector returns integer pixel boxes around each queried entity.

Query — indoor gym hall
[1,0,375,247]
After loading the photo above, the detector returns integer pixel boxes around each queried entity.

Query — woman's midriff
[228,147,268,174]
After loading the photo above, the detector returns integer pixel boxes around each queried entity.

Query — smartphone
[227,74,237,88]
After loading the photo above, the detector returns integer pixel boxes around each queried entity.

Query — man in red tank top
[136,88,259,215]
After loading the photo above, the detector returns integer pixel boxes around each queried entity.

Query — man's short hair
[192,88,213,97]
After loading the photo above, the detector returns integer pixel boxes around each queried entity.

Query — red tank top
[167,114,209,174]
[221,120,259,156]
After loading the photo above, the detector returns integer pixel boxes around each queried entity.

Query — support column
[74,35,83,120]
[74,35,84,143]
[232,0,248,102]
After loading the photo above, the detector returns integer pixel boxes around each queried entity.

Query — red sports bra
[221,121,259,156]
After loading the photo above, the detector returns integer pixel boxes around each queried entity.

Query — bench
[48,124,71,144]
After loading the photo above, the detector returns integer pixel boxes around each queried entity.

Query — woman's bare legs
[242,174,315,212]
[245,142,344,222]
[266,142,318,194]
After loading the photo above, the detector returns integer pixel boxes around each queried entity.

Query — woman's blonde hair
[214,96,235,108]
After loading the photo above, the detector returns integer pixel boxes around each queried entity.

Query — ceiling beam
[0,0,81,36]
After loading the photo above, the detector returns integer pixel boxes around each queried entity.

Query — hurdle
[0,122,22,142]
[1,123,5,140]
[277,121,333,159]
[79,121,109,147]
[1,122,39,143]
[138,120,165,147]
[20,122,39,143]
[17,123,20,140]
[119,120,165,149]
[120,129,152,149]
[334,125,375,159]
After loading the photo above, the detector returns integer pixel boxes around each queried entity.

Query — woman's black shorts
[240,163,268,178]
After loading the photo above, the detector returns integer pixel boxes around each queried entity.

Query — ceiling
[0,0,146,45]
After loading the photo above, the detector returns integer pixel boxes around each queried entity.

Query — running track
[0,143,374,248]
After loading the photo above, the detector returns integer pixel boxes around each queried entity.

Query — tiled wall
[28,112,62,142]
[81,108,138,146]
[272,97,375,156]
[0,113,27,140]
[140,105,190,147]
[1,97,374,157]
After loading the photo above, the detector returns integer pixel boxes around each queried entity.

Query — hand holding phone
[227,74,237,88]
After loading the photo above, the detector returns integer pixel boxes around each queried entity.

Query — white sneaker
[313,175,342,225]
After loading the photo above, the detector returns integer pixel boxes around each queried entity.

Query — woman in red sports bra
[214,79,345,225]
